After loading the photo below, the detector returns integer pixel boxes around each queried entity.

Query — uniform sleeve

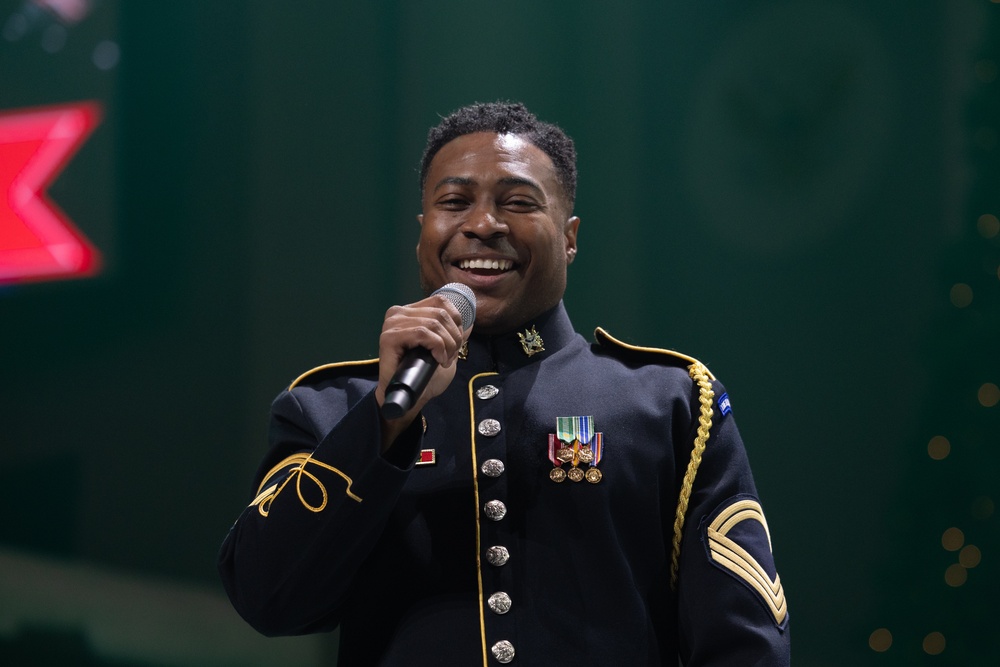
[675,379,790,666]
[217,384,422,636]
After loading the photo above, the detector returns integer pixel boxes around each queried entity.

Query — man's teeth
[459,258,513,271]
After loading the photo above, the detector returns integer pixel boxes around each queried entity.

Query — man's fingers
[382,300,465,366]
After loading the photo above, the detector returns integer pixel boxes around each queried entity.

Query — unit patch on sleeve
[702,495,787,627]
[717,392,732,417]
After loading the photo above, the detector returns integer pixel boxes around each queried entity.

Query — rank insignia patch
[703,495,787,627]
[548,416,603,483]
[416,449,436,466]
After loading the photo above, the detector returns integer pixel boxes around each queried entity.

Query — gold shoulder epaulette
[289,358,379,390]
[594,327,715,381]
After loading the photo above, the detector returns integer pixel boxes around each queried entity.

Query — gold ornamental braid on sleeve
[250,453,363,517]
[669,361,715,591]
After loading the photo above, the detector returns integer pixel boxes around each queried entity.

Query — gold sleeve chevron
[707,498,787,625]
[249,452,362,517]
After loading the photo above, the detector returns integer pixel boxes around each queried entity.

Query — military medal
[548,434,567,482]
[586,432,603,484]
[548,417,604,483]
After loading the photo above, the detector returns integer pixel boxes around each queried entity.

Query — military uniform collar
[462,301,576,374]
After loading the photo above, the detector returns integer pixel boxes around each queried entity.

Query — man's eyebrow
[498,176,544,193]
[432,176,474,192]
[432,176,545,195]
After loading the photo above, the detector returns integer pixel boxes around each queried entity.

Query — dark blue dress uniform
[218,302,790,665]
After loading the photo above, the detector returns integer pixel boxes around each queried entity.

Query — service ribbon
[547,433,560,466]
[556,416,594,446]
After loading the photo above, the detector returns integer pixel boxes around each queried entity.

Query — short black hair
[420,101,577,208]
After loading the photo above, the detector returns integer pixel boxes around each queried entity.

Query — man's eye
[438,197,468,209]
[505,199,539,211]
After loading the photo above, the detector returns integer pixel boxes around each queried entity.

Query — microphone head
[434,282,476,330]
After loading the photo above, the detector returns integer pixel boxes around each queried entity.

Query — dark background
[1,1,997,665]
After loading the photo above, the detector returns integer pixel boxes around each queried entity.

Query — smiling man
[219,102,790,666]
[417,129,578,334]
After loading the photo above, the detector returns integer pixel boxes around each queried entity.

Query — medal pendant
[585,467,603,484]
[549,467,567,483]
[567,467,584,483]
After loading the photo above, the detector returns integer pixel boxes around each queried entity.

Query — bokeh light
[941,527,964,551]
[959,545,982,569]
[927,435,951,460]
[972,496,995,520]
[922,632,946,656]
[945,563,967,587]
[978,213,999,238]
[949,283,973,308]
[978,382,999,408]
[868,628,892,652]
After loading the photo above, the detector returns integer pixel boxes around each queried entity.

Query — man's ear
[565,216,580,264]
[415,214,424,260]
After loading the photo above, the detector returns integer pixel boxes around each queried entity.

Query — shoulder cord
[670,362,715,591]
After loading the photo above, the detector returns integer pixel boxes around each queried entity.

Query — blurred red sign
[0,102,102,284]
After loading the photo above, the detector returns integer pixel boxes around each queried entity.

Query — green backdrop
[1,1,997,665]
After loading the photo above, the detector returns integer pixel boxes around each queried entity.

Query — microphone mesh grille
[435,282,477,330]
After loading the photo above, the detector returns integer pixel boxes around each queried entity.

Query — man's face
[417,132,580,336]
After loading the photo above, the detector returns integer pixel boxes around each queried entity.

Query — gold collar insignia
[518,326,544,357]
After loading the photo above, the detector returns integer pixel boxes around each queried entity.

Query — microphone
[381,282,476,420]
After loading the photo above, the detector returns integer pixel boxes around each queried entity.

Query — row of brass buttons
[478,384,515,664]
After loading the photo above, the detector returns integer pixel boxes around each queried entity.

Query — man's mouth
[457,258,514,273]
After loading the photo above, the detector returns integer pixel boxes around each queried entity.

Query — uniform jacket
[218,302,789,665]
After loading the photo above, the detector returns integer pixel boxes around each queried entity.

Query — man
[219,101,790,665]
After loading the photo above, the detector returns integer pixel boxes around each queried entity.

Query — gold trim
[251,452,362,517]
[670,362,715,590]
[469,372,499,667]
[288,358,379,390]
[707,499,787,624]
[249,483,278,508]
[594,328,715,381]
[256,453,312,494]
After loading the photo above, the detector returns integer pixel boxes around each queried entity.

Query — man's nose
[461,203,508,239]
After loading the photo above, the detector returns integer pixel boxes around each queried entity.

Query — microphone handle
[382,346,436,419]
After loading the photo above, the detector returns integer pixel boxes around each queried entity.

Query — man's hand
[375,292,469,451]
